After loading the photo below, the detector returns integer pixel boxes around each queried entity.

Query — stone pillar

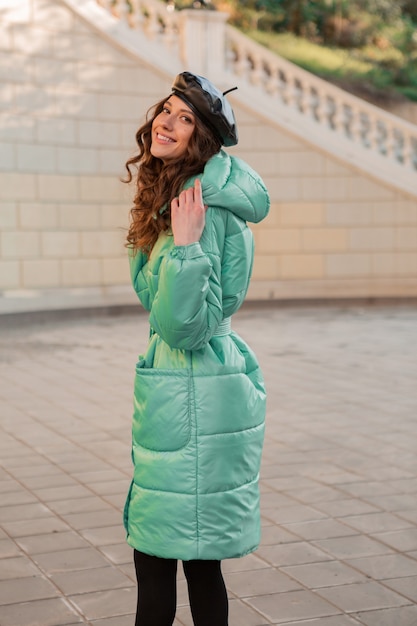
[178,8,229,81]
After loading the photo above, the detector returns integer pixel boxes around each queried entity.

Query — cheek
[179,127,194,147]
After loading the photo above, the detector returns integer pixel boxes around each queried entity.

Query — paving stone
[396,509,417,524]
[226,567,302,597]
[246,589,340,623]
[1,516,71,537]
[281,519,357,541]
[257,541,333,567]
[0,575,59,605]
[31,484,94,502]
[312,535,394,559]
[48,496,111,515]
[222,553,269,573]
[277,617,362,626]
[382,576,417,603]
[21,474,80,489]
[281,560,368,588]
[33,547,111,574]
[353,604,417,626]
[90,616,135,626]
[60,509,122,530]
[0,556,40,580]
[51,565,134,595]
[0,489,38,506]
[0,537,21,558]
[16,531,90,555]
[99,542,134,565]
[0,502,51,523]
[262,504,328,525]
[80,524,126,547]
[260,524,301,545]
[312,498,380,517]
[0,597,82,626]
[342,512,415,534]
[70,586,136,620]
[345,553,417,580]
[317,581,411,612]
[372,528,417,552]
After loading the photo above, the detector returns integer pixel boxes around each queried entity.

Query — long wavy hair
[123,97,222,255]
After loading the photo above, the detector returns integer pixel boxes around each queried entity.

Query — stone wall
[0,0,416,313]
[234,106,417,300]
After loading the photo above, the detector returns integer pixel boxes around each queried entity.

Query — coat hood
[185,150,270,224]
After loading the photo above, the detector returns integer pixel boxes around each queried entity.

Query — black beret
[171,72,238,147]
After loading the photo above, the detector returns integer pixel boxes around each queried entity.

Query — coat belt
[213,317,231,336]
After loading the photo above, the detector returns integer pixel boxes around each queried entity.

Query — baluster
[113,0,129,22]
[164,11,177,48]
[265,66,279,96]
[411,137,417,170]
[234,45,248,78]
[301,79,310,113]
[144,7,159,39]
[364,115,377,150]
[225,43,238,74]
[384,123,395,160]
[401,133,410,167]
[276,70,286,104]
[283,75,297,108]
[332,97,346,134]
[96,0,112,10]
[325,96,335,129]
[294,79,303,112]
[352,110,366,145]
[304,83,315,119]
[312,89,325,123]
[360,112,371,146]
[128,0,143,29]
[249,55,263,87]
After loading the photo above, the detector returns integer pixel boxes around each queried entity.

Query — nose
[161,115,173,130]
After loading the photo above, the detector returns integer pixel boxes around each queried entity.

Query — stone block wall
[0,0,416,313]
[233,107,417,299]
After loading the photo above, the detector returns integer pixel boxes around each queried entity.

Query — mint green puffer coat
[124,149,270,561]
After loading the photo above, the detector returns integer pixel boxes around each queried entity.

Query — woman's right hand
[171,179,207,246]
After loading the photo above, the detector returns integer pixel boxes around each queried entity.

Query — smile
[156,133,175,143]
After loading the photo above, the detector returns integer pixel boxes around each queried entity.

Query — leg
[134,549,178,626]
[183,559,228,626]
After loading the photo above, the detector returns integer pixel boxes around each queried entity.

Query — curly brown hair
[123,97,222,255]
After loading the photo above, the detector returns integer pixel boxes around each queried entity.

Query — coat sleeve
[148,242,223,351]
[129,247,152,311]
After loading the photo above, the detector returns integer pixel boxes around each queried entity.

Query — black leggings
[134,549,229,626]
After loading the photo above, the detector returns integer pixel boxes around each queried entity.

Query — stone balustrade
[97,0,179,43]
[95,0,417,179]
[226,26,417,173]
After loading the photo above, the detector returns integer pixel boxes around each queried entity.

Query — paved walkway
[0,302,417,626]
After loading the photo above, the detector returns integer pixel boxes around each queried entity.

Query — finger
[194,178,203,206]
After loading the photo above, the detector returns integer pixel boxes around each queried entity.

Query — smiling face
[150,95,196,163]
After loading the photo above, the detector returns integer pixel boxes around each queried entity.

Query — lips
[156,132,175,143]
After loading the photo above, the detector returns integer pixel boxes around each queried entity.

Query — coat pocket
[133,359,192,452]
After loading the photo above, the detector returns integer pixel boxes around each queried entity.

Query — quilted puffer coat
[124,149,270,561]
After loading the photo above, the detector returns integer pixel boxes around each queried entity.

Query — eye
[181,115,193,124]
[162,106,170,114]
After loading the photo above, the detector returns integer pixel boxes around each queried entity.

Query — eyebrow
[165,100,195,117]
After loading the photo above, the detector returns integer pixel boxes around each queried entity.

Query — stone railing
[226,26,417,173]
[96,0,179,45]
[93,0,417,176]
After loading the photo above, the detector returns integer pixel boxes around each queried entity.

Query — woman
[123,72,270,626]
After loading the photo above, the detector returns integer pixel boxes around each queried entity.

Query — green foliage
[216,0,417,103]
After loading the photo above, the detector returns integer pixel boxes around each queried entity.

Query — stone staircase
[66,0,417,198]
